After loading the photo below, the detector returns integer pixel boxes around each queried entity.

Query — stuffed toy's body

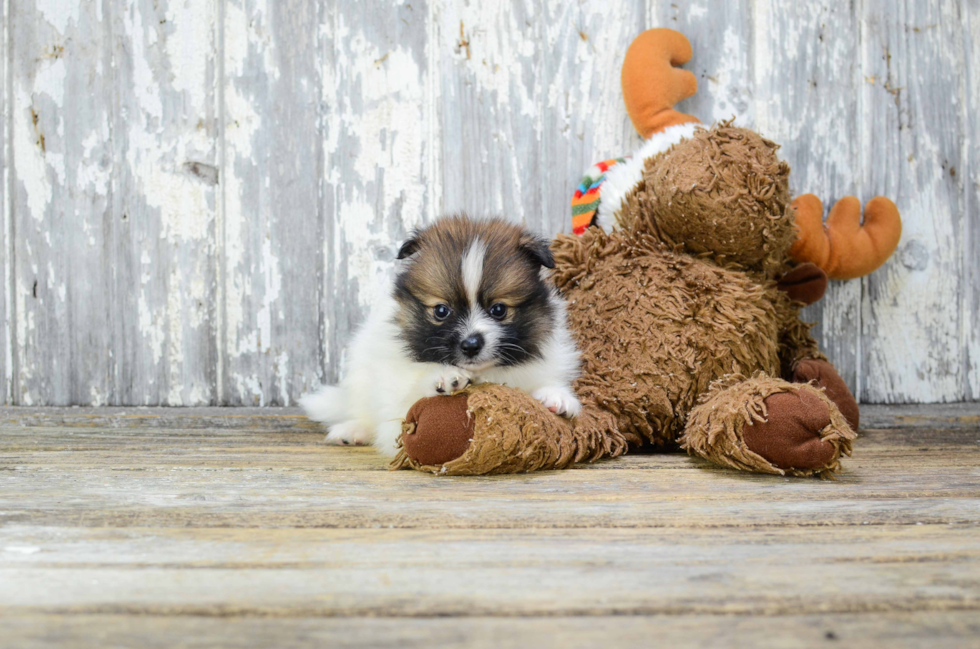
[391,29,901,478]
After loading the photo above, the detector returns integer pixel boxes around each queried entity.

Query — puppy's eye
[488,303,508,320]
[433,304,452,321]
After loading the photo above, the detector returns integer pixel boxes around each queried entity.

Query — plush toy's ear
[396,233,421,260]
[519,234,555,269]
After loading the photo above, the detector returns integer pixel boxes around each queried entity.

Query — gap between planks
[0,403,979,430]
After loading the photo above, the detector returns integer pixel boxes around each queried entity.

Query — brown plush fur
[553,227,783,447]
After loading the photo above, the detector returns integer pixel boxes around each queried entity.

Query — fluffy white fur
[594,122,699,232]
[301,274,582,456]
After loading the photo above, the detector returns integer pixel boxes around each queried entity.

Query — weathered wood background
[1,0,977,406]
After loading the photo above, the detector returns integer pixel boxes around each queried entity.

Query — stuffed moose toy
[391,28,902,478]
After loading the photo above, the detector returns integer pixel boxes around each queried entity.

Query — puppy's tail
[299,385,349,425]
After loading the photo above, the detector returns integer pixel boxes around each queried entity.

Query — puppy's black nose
[460,334,484,357]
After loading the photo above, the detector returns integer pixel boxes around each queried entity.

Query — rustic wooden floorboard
[1,408,979,647]
[2,613,979,649]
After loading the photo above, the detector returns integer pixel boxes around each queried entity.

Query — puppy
[301,215,582,455]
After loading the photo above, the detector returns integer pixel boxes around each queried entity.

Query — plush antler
[622,29,701,138]
[790,195,902,280]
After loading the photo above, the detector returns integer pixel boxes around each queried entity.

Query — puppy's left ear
[396,233,421,259]
[519,234,555,269]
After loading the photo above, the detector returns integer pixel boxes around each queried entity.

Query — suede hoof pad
[792,359,860,431]
[741,390,837,471]
[401,394,475,466]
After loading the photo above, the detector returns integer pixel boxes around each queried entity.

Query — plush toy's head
[623,124,795,277]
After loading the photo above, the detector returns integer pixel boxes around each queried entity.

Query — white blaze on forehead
[461,238,487,308]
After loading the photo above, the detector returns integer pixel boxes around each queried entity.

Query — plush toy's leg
[680,374,856,478]
[390,384,627,475]
[789,359,860,431]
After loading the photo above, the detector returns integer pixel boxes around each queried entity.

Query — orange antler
[622,29,701,138]
[790,195,903,280]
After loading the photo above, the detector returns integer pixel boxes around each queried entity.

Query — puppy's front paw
[325,420,371,446]
[532,386,582,418]
[431,367,472,395]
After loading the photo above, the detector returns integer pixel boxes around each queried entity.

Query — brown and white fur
[301,215,581,455]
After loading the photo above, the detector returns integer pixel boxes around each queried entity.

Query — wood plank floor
[1,406,979,648]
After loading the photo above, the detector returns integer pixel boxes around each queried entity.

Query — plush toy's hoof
[741,389,839,471]
[791,359,860,431]
[401,393,475,466]
[682,377,855,477]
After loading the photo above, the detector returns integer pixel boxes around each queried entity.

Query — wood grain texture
[2,525,980,616]
[221,0,323,405]
[859,0,967,403]
[1,0,9,405]
[436,0,645,235]
[1,0,978,405]
[0,411,978,646]
[753,1,862,394]
[319,0,433,385]
[435,0,542,227]
[109,0,220,406]
[10,0,114,405]
[2,612,979,649]
[2,424,979,530]
[7,1,219,406]
[962,0,979,401]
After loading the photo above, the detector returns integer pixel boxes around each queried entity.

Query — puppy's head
[393,215,557,371]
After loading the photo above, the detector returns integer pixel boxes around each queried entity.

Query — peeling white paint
[222,77,262,363]
[164,0,214,113]
[964,3,980,400]
[255,237,281,354]
[36,0,79,35]
[124,5,163,122]
[2,4,10,404]
[76,129,110,197]
[275,349,289,405]
[710,26,751,124]
[166,265,186,405]
[13,89,53,222]
[89,385,106,407]
[138,250,165,366]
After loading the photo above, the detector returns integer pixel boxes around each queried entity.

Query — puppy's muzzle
[460,334,485,358]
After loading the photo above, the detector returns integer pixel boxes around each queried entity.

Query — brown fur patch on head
[622,123,795,276]
[399,216,549,305]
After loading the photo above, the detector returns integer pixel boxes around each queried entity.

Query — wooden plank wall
[1,0,9,404]
[0,0,976,406]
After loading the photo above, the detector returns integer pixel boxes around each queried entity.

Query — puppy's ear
[396,233,421,260]
[519,234,555,269]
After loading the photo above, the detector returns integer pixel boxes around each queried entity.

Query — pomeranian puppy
[301,215,582,455]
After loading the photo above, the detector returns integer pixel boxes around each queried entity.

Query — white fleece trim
[594,122,700,232]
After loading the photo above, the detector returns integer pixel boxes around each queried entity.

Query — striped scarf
[571,157,628,235]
